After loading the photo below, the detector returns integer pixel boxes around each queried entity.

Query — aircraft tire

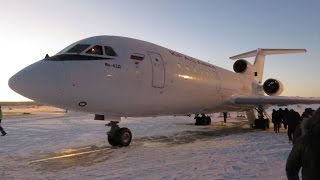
[115,127,132,147]
[195,117,201,125]
[266,119,270,129]
[108,135,119,146]
[206,117,211,125]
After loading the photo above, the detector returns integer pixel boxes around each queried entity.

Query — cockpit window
[86,45,103,55]
[67,44,90,53]
[104,46,117,56]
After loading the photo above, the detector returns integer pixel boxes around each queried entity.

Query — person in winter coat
[287,109,299,143]
[0,105,7,136]
[294,108,315,144]
[272,109,281,133]
[286,108,320,180]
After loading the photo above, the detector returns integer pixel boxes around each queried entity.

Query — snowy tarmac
[0,109,293,180]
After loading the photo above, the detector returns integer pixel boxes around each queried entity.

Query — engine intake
[263,78,284,96]
[233,59,248,73]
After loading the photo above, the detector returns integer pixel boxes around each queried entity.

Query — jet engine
[233,59,255,76]
[263,78,284,96]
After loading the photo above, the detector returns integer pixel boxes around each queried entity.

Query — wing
[228,95,320,106]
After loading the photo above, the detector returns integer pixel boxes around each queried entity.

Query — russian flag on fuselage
[130,53,145,61]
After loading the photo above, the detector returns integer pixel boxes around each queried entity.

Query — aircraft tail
[230,48,306,83]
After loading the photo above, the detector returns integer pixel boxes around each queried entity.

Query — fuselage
[9,36,257,117]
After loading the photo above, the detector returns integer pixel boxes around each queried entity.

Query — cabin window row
[177,63,212,77]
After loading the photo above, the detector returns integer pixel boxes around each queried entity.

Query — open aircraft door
[148,52,165,88]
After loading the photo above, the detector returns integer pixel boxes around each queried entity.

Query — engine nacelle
[263,78,284,96]
[233,59,255,76]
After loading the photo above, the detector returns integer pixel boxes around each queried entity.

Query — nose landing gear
[106,121,132,147]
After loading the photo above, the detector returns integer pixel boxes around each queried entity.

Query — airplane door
[148,52,165,88]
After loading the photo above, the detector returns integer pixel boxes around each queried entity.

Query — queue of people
[272,107,313,144]
[286,107,320,180]
[271,107,319,179]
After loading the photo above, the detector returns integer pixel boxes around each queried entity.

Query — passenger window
[67,44,90,53]
[86,45,103,55]
[104,46,117,56]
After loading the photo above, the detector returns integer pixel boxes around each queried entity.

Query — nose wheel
[106,122,132,147]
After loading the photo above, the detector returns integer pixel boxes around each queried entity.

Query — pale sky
[0,0,319,101]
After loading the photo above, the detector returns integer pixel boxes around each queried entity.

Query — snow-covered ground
[0,107,293,180]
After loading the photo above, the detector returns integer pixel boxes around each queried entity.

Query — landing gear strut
[254,107,269,130]
[223,112,227,123]
[106,121,132,147]
[194,114,211,126]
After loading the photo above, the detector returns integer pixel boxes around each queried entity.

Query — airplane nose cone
[9,62,39,97]
[9,70,23,95]
[9,60,65,104]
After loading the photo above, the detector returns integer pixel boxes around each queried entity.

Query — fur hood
[302,108,320,136]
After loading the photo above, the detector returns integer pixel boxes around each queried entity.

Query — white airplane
[9,36,320,147]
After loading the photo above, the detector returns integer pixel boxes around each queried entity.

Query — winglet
[230,48,307,83]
